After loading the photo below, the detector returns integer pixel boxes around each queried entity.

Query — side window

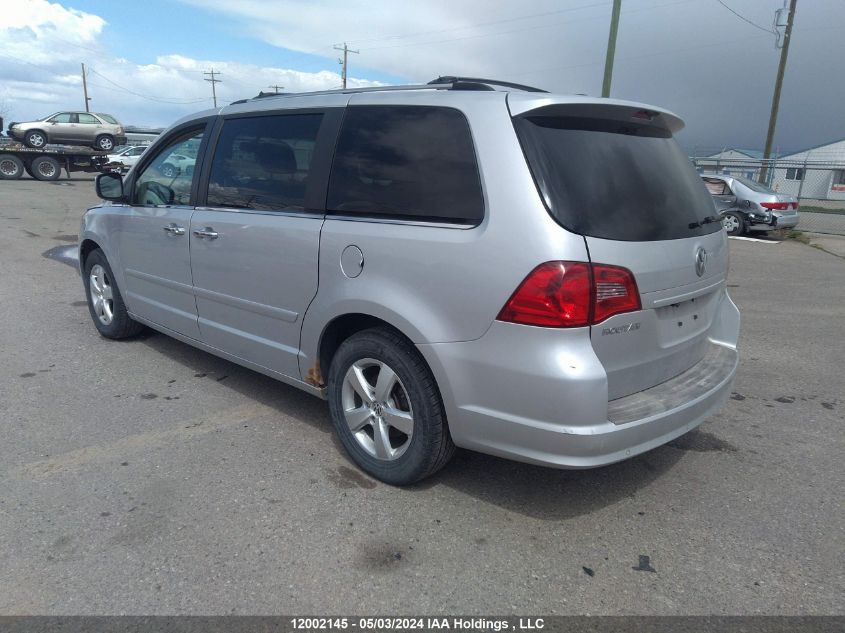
[206,114,323,211]
[48,113,73,123]
[327,106,484,224]
[132,128,204,206]
[78,113,99,124]
[702,178,729,195]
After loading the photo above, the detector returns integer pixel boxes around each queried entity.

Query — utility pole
[601,0,622,97]
[760,0,797,184]
[269,84,284,93]
[203,68,222,108]
[333,42,359,89]
[81,63,91,112]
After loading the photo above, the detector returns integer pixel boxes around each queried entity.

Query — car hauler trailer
[0,140,110,181]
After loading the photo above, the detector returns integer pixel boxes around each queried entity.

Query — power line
[203,68,222,108]
[359,0,694,52]
[715,0,775,34]
[344,0,612,47]
[87,68,209,104]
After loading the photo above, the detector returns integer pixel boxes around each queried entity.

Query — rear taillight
[592,264,642,323]
[497,261,640,328]
[760,202,789,210]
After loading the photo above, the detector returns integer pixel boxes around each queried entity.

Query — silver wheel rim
[0,159,18,176]
[89,264,115,325]
[161,165,175,177]
[341,358,414,461]
[38,161,56,177]
[29,133,45,147]
[99,137,113,150]
[722,215,739,233]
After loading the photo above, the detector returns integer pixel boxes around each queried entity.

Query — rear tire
[82,248,146,339]
[0,154,24,179]
[24,129,47,148]
[722,211,746,236]
[327,327,455,486]
[95,134,115,151]
[30,156,61,181]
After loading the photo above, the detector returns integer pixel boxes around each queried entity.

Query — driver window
[132,128,204,206]
[49,113,73,123]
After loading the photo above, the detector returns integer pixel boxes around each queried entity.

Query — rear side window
[207,114,323,211]
[78,113,99,124]
[514,115,722,241]
[327,106,483,224]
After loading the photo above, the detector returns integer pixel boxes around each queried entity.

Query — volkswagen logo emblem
[695,247,707,277]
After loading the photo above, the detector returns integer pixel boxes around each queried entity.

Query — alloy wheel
[89,264,115,325]
[341,358,414,461]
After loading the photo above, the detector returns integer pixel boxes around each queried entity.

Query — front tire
[95,134,115,151]
[82,249,145,339]
[327,328,455,485]
[24,129,47,148]
[722,211,746,236]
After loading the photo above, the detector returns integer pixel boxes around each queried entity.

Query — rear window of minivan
[327,106,483,224]
[514,115,722,241]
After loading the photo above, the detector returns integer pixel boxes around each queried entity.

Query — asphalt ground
[1,174,842,615]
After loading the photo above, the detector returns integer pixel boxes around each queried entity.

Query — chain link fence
[691,155,845,236]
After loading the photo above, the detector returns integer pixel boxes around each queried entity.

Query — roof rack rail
[428,76,548,93]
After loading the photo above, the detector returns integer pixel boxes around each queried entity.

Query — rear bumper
[748,213,799,231]
[418,292,740,469]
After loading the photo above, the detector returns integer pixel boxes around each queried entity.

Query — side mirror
[96,171,124,201]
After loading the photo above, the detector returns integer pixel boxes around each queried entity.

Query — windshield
[514,115,722,241]
[97,113,118,124]
[733,175,775,194]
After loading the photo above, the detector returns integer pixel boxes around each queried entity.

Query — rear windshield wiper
[689,215,719,230]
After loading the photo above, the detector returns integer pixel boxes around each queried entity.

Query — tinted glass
[514,116,722,241]
[132,128,204,206]
[49,113,73,123]
[327,106,483,223]
[78,113,99,124]
[97,113,118,124]
[207,114,323,211]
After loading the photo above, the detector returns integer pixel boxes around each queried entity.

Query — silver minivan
[82,77,740,485]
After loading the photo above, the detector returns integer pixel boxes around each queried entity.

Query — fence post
[796,155,808,201]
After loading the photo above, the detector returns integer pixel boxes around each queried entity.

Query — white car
[106,145,148,170]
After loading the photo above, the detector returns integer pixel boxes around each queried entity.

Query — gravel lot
[1,175,842,615]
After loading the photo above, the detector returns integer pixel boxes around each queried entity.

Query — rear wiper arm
[689,215,719,229]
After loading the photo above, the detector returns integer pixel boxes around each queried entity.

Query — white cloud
[0,0,380,127]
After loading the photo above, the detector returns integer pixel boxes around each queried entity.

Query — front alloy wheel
[341,358,414,460]
[88,263,114,325]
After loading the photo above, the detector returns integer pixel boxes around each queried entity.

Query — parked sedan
[105,145,148,171]
[7,111,126,151]
[701,173,799,236]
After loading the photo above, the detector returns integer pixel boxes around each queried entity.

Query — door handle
[162,223,185,236]
[193,227,219,240]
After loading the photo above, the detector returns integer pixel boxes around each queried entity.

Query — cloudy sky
[1,0,843,154]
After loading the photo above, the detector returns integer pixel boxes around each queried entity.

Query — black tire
[30,156,61,181]
[0,154,24,179]
[160,162,177,178]
[722,211,746,236]
[24,129,47,148]
[95,134,115,151]
[327,327,455,485]
[82,248,146,339]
